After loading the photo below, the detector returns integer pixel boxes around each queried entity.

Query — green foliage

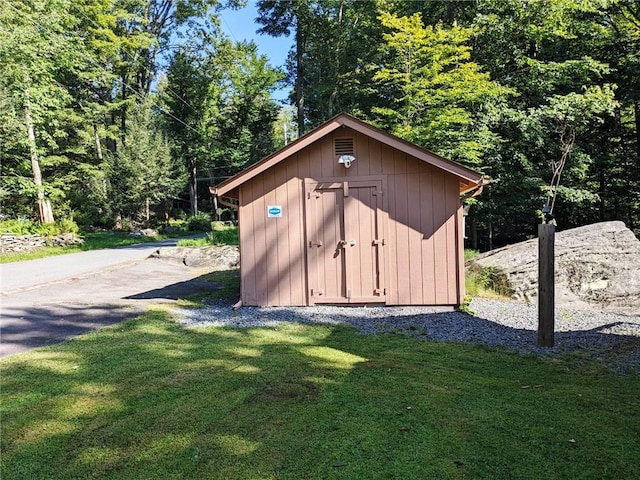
[163,38,281,214]
[371,11,513,167]
[105,100,185,224]
[465,263,513,299]
[0,0,89,221]
[272,105,298,149]
[0,0,256,229]
[0,218,79,236]
[186,212,212,232]
[208,222,239,245]
[204,39,283,172]
[0,218,35,235]
[179,222,239,246]
[464,248,479,262]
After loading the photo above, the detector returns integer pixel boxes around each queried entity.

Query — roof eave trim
[214,118,343,196]
[214,113,485,197]
[338,116,483,183]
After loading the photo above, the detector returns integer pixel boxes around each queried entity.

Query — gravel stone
[174,298,640,375]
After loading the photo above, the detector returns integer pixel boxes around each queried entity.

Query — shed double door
[305,178,385,304]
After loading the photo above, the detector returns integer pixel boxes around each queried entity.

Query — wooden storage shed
[211,113,486,307]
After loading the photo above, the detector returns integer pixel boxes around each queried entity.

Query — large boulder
[149,245,239,270]
[468,221,640,314]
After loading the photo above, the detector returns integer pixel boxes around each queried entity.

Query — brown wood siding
[355,129,460,306]
[240,154,308,306]
[238,126,463,307]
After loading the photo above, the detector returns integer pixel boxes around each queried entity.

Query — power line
[66,1,199,113]
[1,0,203,137]
[219,11,239,43]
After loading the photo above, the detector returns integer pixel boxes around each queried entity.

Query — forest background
[1,0,638,251]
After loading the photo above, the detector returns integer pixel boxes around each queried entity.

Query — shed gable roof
[211,113,486,198]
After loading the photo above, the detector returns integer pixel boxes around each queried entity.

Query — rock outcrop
[130,228,159,237]
[149,245,240,270]
[468,221,640,314]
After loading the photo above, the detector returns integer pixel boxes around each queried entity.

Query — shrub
[465,263,513,298]
[0,218,35,235]
[187,212,212,232]
[208,222,239,245]
[160,218,188,235]
[37,223,62,237]
[0,218,79,237]
[119,217,135,232]
[168,218,187,229]
[58,218,80,234]
[464,249,478,262]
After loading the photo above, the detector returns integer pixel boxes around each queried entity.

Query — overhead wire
[65,1,199,113]
[1,0,203,137]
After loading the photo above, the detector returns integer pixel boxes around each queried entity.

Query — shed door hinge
[374,288,386,296]
[372,239,385,246]
[311,288,324,296]
[309,240,323,247]
[308,191,321,199]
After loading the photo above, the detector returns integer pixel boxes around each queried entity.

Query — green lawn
[2,303,638,479]
[177,223,239,247]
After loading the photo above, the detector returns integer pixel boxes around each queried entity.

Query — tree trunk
[94,123,108,196]
[25,93,54,224]
[189,157,198,215]
[635,99,640,161]
[94,123,104,161]
[145,197,150,225]
[120,75,127,146]
[295,19,305,134]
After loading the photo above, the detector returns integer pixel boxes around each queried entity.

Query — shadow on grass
[2,305,639,480]
[2,269,639,478]
[0,270,228,358]
[179,282,640,378]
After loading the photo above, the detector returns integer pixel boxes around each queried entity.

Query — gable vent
[334,138,354,157]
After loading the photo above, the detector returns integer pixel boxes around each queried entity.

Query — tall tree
[605,0,640,230]
[106,100,185,225]
[0,0,86,223]
[203,39,282,173]
[163,38,281,214]
[164,46,210,215]
[256,0,313,133]
[371,11,512,167]
[256,1,388,131]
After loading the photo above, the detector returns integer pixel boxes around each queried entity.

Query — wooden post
[538,223,555,347]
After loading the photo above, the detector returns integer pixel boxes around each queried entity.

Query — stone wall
[0,233,84,253]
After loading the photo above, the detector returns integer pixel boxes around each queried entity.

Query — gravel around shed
[175,298,640,375]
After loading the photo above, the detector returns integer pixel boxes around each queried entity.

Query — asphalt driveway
[0,237,220,357]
